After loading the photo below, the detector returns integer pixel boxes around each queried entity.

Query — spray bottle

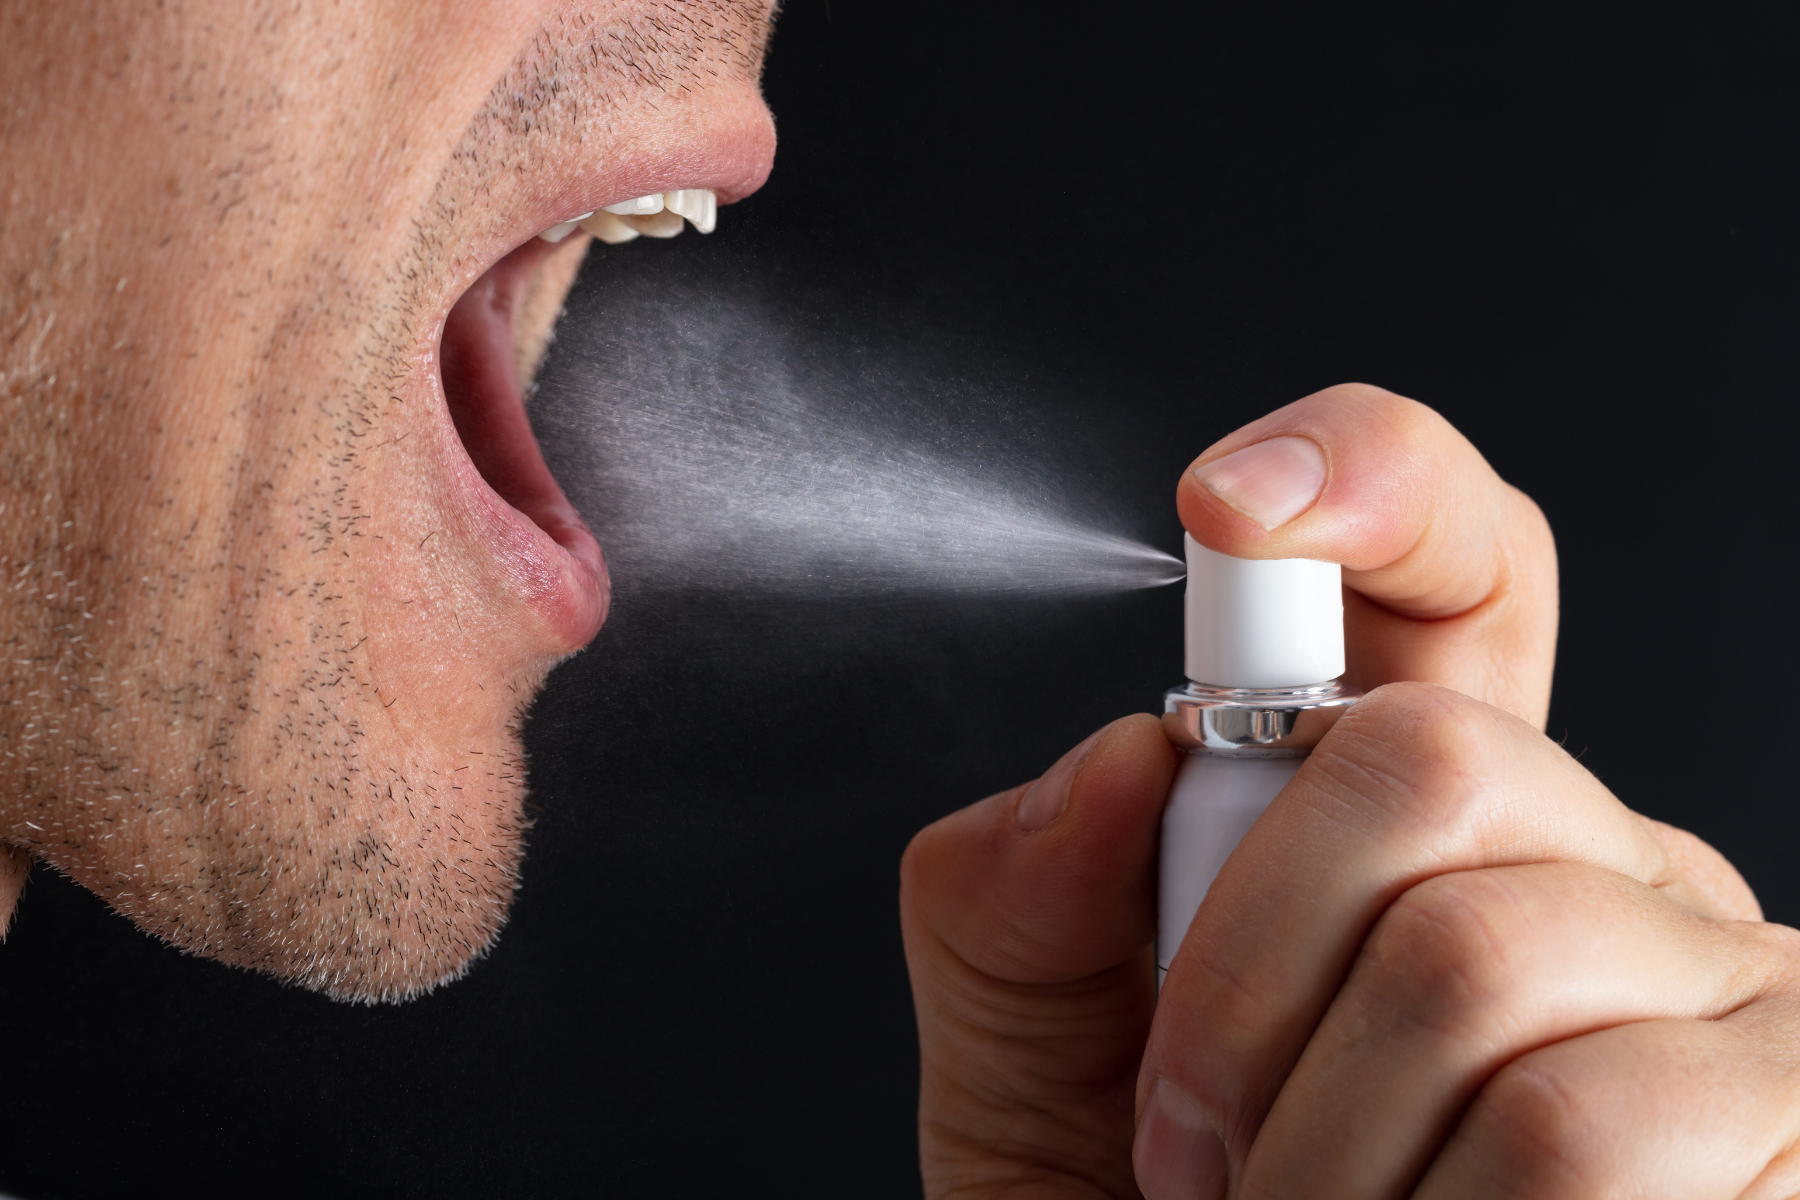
[1157,534,1359,988]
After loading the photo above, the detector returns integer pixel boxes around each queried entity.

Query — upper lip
[454,112,776,310]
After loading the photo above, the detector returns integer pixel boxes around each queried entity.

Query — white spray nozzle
[1183,534,1344,688]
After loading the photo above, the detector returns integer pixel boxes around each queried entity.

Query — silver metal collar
[1162,680,1361,755]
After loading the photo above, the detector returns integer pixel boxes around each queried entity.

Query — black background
[5,3,1799,1196]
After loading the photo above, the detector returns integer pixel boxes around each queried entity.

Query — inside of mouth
[439,239,591,551]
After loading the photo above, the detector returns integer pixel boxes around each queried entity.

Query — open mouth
[434,190,723,645]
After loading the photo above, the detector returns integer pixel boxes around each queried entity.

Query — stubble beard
[0,1,777,1000]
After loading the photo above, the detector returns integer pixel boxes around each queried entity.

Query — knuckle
[898,809,970,923]
[899,814,945,885]
[1374,682,1503,770]
[1359,874,1519,1038]
[1312,382,1442,439]
[1313,380,1396,406]
[1307,682,1500,832]
[1494,485,1558,597]
[1465,1056,1613,1190]
[1648,817,1765,922]
[1764,921,1800,959]
[1747,920,1800,984]
[1507,486,1554,544]
[897,826,938,927]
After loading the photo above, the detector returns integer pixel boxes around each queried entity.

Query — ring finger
[1240,861,1789,1198]
[1418,992,1800,1199]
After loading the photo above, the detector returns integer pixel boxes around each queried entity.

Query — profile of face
[0,1,777,1000]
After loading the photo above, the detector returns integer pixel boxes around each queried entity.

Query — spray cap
[1183,533,1344,688]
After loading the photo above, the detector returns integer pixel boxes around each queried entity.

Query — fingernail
[1133,1079,1228,1200]
[1015,728,1103,832]
[1193,435,1326,531]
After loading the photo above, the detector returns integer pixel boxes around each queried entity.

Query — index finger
[1177,384,1557,727]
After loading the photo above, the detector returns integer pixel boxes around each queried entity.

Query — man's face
[0,1,777,999]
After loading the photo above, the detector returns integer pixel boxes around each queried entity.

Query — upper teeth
[662,190,717,234]
[539,189,718,243]
[537,212,594,244]
[603,194,664,216]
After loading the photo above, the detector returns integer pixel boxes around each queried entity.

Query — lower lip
[443,433,610,652]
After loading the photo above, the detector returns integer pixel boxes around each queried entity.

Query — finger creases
[1141,684,1715,1174]
[1176,383,1558,725]
[1416,995,1800,1200]
[1239,860,1795,1199]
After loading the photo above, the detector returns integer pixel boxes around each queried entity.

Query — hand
[901,384,1792,1196]
[1139,681,1787,1197]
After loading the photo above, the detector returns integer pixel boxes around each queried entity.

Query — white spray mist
[531,273,1184,601]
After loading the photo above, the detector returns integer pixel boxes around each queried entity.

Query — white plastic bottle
[1157,535,1359,989]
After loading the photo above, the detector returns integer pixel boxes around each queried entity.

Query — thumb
[901,713,1177,985]
[1177,384,1558,727]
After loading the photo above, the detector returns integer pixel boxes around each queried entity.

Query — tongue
[439,242,594,555]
